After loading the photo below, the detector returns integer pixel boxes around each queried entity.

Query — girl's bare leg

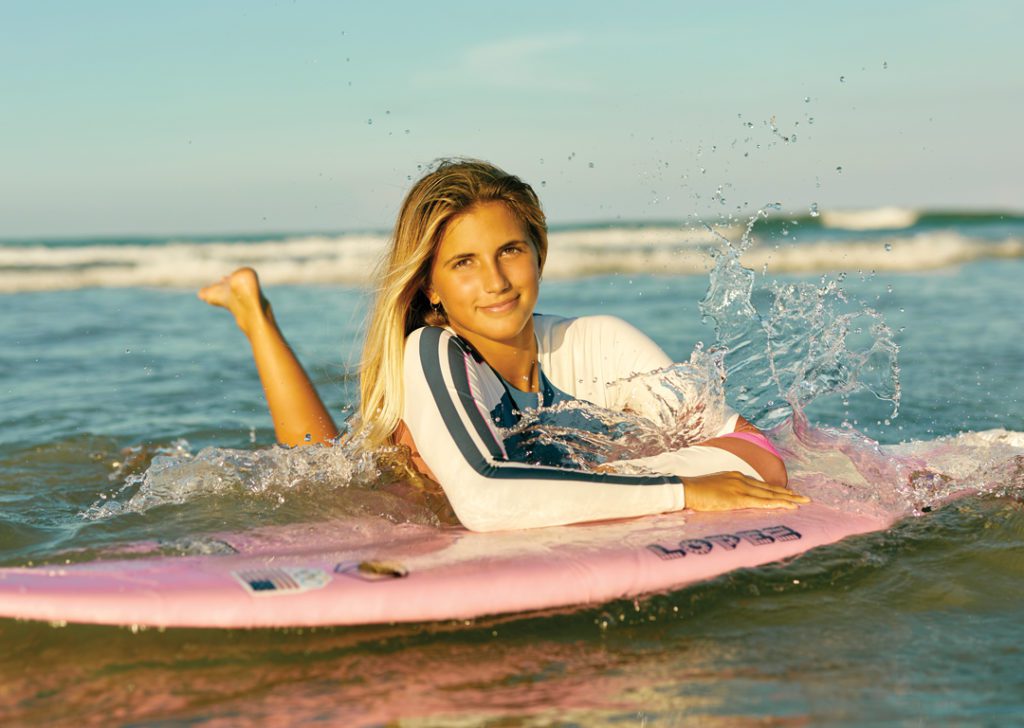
[198,268,339,446]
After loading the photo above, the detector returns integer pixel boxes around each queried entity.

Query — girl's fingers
[682,472,810,512]
[741,494,800,509]
[742,477,810,500]
[743,482,809,502]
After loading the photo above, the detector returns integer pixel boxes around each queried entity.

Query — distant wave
[820,207,920,231]
[745,233,1024,274]
[0,226,733,293]
[0,228,1021,293]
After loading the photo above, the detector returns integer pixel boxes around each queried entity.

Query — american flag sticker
[233,567,330,596]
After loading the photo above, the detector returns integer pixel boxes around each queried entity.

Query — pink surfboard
[0,502,893,629]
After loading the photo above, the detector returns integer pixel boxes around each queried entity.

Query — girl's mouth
[480,296,519,314]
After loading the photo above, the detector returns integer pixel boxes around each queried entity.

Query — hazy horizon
[3,1,1021,239]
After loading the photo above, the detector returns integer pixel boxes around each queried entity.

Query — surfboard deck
[0,503,892,629]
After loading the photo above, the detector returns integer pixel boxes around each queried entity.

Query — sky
[2,0,1022,238]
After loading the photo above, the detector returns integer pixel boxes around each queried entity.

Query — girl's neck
[453,321,539,393]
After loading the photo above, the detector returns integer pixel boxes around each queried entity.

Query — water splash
[689,208,1024,516]
[699,207,901,430]
[82,431,451,527]
[499,347,730,472]
[772,416,1024,517]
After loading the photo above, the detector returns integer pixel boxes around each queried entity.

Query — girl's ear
[424,287,440,305]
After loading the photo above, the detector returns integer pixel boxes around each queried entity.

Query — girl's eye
[501,245,523,256]
[452,258,472,269]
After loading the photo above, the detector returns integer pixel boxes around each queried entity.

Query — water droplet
[839,75,846,83]
[540,180,547,187]
[884,243,893,252]
[304,433,312,442]
[804,96,810,103]
[404,129,410,134]
[882,60,888,69]
[367,118,373,125]
[789,133,797,143]
[835,165,843,174]
[588,162,595,168]
[125,348,131,354]
[809,202,820,217]
[385,110,391,115]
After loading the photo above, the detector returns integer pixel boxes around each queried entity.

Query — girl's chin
[452,315,533,345]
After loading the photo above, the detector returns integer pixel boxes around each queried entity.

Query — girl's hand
[682,471,810,511]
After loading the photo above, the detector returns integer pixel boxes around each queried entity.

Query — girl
[199,159,807,531]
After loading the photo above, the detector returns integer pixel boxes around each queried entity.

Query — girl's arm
[547,315,789,488]
[198,268,339,446]
[403,326,806,532]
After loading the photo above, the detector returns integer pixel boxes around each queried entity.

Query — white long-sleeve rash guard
[402,314,758,532]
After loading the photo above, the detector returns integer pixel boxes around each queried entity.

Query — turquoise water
[1,214,1022,724]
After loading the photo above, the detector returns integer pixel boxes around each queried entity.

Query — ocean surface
[1,208,1022,725]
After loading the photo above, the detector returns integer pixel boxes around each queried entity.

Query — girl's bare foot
[198,267,271,335]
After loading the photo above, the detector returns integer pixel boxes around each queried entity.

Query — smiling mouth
[480,296,519,313]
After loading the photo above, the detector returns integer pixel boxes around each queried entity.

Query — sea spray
[695,208,1023,516]
[699,209,901,430]
[500,348,729,472]
[82,431,452,529]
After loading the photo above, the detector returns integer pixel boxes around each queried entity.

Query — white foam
[745,232,1024,274]
[821,207,921,230]
[1,228,1020,292]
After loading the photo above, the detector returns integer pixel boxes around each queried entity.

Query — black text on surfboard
[646,525,802,560]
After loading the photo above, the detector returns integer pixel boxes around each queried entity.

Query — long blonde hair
[358,159,548,446]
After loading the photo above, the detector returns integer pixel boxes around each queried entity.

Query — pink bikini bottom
[718,431,783,459]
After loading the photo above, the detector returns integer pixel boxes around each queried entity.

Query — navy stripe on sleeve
[417,327,678,487]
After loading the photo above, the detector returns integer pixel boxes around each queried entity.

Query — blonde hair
[358,158,548,446]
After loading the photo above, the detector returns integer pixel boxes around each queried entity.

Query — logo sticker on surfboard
[334,560,409,581]
[647,525,802,560]
[233,567,331,596]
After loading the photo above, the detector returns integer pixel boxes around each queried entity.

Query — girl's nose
[482,259,511,293]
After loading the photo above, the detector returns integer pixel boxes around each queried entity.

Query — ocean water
[1,209,1023,725]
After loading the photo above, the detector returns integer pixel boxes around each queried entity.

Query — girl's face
[427,201,540,352]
